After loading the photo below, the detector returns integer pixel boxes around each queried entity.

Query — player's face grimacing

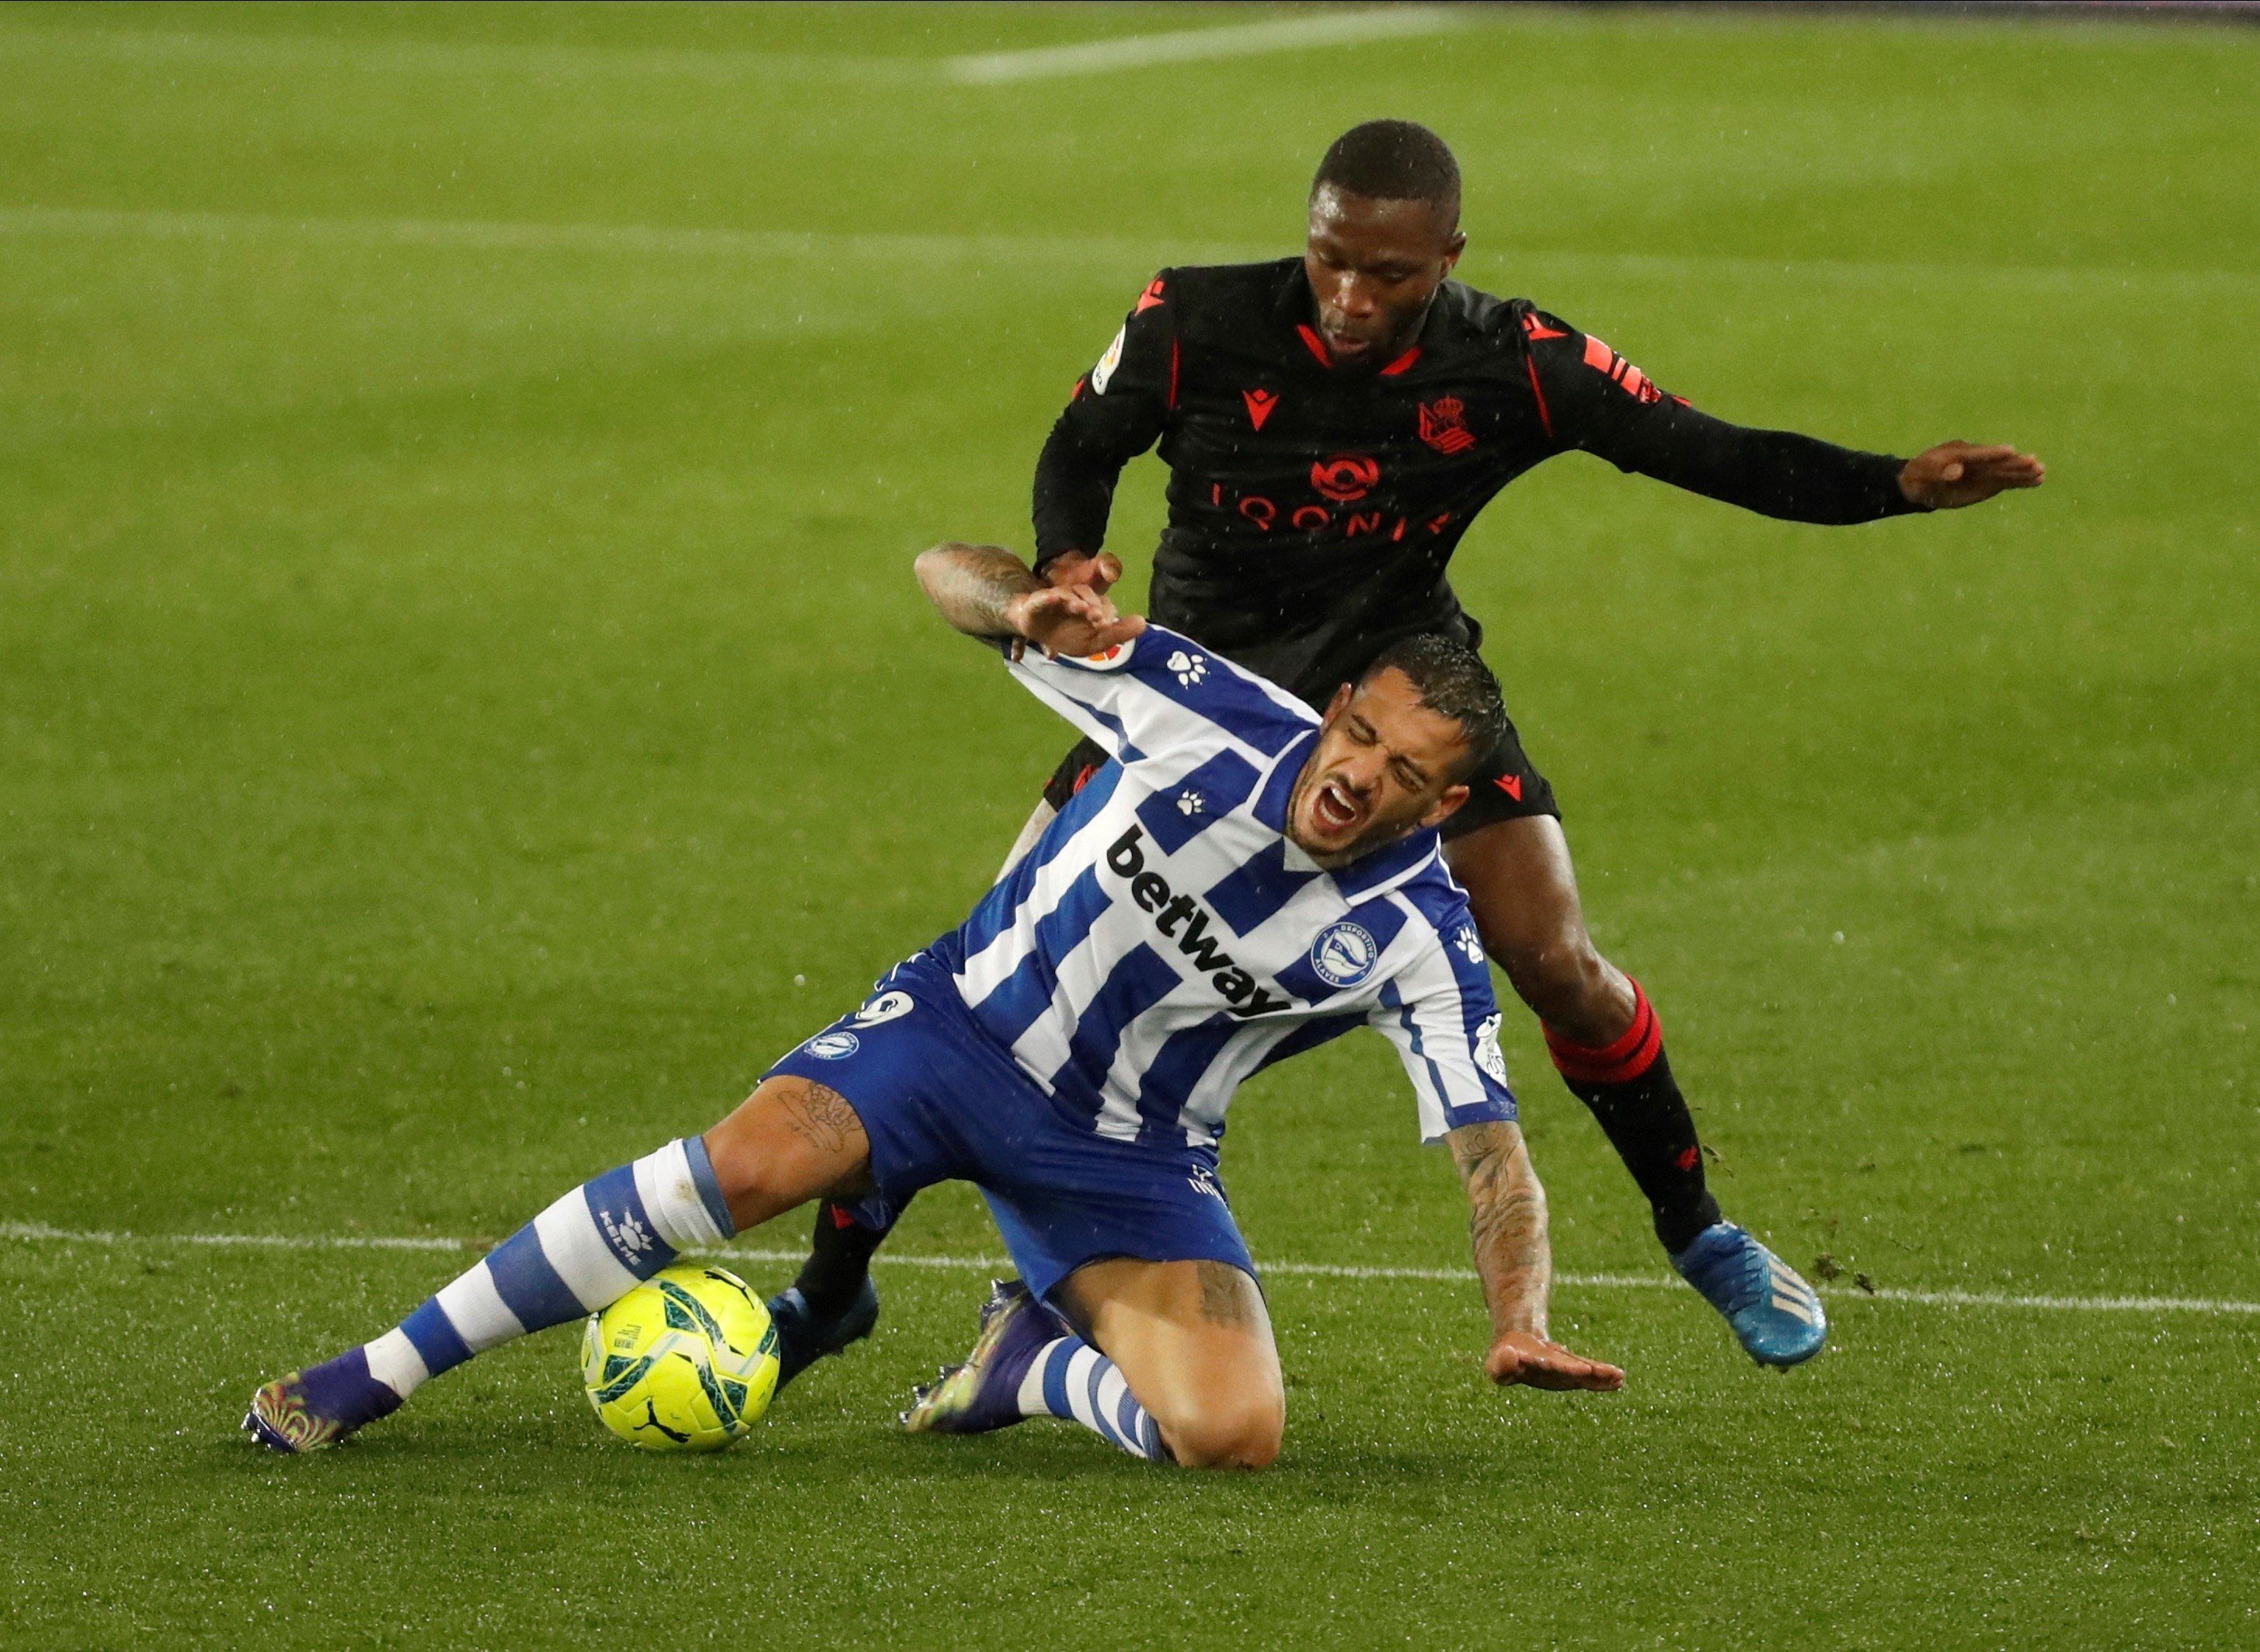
[1303,185,1467,367]
[1286,669,1473,864]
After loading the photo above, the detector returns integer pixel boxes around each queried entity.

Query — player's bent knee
[1158,1393,1284,1471]
[1498,930,1608,1016]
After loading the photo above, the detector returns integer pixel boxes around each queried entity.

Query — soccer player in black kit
[768,120,2045,1379]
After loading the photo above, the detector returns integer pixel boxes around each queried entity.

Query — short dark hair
[1311,120,1461,218]
[1359,633,1505,784]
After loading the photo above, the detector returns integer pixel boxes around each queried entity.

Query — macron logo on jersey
[1105,826,1288,1017]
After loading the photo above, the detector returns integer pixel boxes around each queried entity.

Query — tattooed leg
[703,1076,878,1234]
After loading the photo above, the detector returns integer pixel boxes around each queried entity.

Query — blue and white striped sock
[298,1137,735,1428]
[1014,1335,1168,1462]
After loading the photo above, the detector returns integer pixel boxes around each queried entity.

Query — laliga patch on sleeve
[1062,634,1137,671]
[1474,1013,1510,1087]
[1091,325,1127,395]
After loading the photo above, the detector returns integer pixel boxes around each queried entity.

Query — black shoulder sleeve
[1524,314,1922,525]
[1032,273,1177,565]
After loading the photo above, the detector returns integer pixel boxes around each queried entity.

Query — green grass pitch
[2,3,2255,1646]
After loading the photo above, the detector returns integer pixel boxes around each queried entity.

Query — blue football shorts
[763,951,1256,1303]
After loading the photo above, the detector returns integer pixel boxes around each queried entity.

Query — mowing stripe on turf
[0,203,1238,274]
[0,12,1470,86]
[3,203,2251,297]
[0,26,934,85]
[944,9,1470,84]
[5,1222,2253,1317]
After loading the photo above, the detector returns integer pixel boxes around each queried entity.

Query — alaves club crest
[1310,920,1379,988]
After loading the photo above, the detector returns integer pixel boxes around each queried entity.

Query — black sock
[790,1201,892,1318]
[1545,985,1722,1256]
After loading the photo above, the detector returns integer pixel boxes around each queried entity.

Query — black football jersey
[1033,258,1916,701]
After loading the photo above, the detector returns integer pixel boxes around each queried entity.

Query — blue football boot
[1671,1222,1828,1367]
[767,1277,881,1391]
[900,1279,1062,1435]
[243,1348,402,1453]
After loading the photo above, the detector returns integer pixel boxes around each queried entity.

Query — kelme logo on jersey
[1105,826,1288,1017]
[803,1031,861,1060]
[851,990,914,1028]
[1474,1013,1510,1087]
[1310,921,1379,988]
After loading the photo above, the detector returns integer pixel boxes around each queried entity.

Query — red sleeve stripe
[1168,336,1180,409]
[1523,353,1555,441]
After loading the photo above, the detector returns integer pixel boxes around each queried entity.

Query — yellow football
[580,1263,781,1451]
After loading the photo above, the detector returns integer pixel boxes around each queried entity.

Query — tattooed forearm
[778,1080,865,1159]
[1449,1122,1552,1339]
[914,541,1042,638]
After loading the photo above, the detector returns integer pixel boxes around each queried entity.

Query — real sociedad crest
[1310,920,1379,988]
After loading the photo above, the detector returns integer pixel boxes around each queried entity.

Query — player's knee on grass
[1153,1388,1284,1471]
[1064,1258,1285,1469]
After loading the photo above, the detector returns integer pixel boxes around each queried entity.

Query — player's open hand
[1005,583,1147,661]
[1041,550,1123,596]
[1485,1328,1624,1393]
[1898,440,2046,510]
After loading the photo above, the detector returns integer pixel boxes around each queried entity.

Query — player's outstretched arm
[1529,318,2043,523]
[1447,1120,1625,1393]
[914,541,1145,657]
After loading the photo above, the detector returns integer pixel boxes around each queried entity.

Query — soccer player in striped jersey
[245,544,1622,1464]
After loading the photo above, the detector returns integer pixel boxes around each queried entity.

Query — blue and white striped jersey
[927,624,1517,1149]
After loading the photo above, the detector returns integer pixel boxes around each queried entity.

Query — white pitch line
[3,202,2251,300]
[5,1222,2254,1316]
[945,8,1471,85]
[0,1219,468,1254]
